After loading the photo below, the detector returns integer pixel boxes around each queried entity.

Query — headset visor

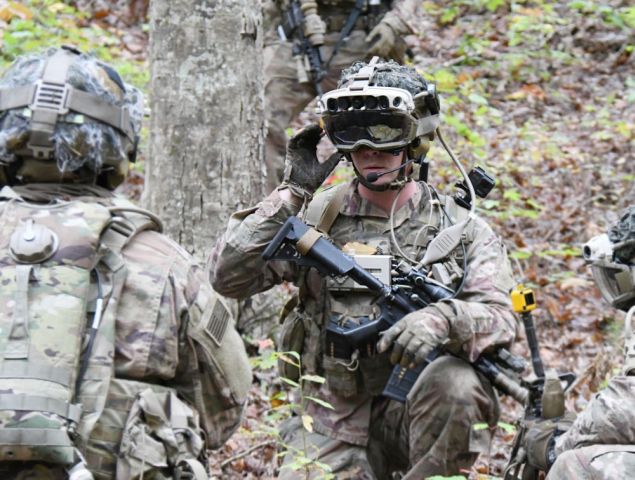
[322,110,416,152]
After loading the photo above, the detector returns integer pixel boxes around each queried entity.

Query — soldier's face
[350,147,406,186]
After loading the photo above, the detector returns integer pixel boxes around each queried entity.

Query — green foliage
[253,350,335,479]
[568,1,635,29]
[0,0,148,90]
[473,421,516,434]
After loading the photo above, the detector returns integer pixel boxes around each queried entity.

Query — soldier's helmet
[583,206,635,312]
[318,57,440,189]
[583,206,635,374]
[0,46,143,189]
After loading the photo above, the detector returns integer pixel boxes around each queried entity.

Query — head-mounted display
[319,85,439,153]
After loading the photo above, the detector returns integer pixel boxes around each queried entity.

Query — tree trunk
[145,0,265,258]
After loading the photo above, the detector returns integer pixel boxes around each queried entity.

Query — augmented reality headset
[318,86,439,153]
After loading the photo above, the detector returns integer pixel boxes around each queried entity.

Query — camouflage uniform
[0,184,252,479]
[545,376,635,479]
[210,179,519,478]
[0,47,251,478]
[262,0,420,191]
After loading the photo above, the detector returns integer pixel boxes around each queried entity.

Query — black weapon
[278,1,326,97]
[263,216,529,404]
[324,0,366,70]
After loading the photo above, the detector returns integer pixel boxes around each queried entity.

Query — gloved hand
[303,12,325,46]
[365,20,398,58]
[282,124,340,196]
[376,310,449,367]
[525,412,576,472]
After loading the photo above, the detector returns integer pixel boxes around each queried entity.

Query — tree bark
[145,0,265,257]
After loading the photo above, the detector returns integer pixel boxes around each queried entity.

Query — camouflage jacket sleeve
[424,216,520,361]
[556,375,635,453]
[120,231,251,448]
[209,190,301,299]
[383,0,420,34]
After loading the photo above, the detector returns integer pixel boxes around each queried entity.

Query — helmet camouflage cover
[609,206,635,264]
[0,46,143,188]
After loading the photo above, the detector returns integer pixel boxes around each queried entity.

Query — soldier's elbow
[210,267,252,299]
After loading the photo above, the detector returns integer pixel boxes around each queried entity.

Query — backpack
[0,187,161,475]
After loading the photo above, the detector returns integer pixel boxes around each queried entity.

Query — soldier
[210,58,519,478]
[523,206,635,479]
[0,47,252,479]
[263,0,420,191]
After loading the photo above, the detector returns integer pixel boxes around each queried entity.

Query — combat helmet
[0,46,143,189]
[583,206,635,312]
[584,206,635,375]
[318,57,440,191]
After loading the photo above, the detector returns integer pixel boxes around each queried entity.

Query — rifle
[504,286,576,480]
[263,216,529,403]
[278,1,326,97]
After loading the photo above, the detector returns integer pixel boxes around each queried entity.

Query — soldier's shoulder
[124,229,193,266]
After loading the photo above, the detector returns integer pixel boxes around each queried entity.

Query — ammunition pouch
[322,355,360,398]
[277,309,306,381]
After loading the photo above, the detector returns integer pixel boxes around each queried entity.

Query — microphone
[366,158,415,183]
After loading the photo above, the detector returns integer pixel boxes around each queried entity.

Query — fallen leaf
[302,414,314,433]
[0,1,32,21]
[560,277,593,290]
[505,84,546,101]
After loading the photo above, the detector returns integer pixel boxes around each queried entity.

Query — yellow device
[511,285,536,313]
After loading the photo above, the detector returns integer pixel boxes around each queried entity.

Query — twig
[220,440,277,468]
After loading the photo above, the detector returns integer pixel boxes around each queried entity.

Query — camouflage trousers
[548,445,635,480]
[264,30,373,192]
[278,356,500,479]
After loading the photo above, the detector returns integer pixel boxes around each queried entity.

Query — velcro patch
[205,301,229,347]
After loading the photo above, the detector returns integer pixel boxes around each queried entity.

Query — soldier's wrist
[277,183,309,207]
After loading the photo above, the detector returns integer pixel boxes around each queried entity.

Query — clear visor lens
[591,262,635,310]
[323,111,415,151]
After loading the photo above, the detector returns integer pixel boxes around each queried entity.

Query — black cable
[75,268,104,395]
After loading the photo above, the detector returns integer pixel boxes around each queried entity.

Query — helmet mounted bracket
[27,49,76,159]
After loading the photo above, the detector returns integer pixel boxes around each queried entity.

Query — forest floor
[1,0,633,478]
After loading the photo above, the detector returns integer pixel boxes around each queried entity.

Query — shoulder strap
[442,195,470,228]
[103,200,163,252]
[304,182,348,234]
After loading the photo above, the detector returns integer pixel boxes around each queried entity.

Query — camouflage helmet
[583,206,635,311]
[0,46,143,189]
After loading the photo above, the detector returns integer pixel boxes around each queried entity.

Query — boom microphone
[366,158,415,183]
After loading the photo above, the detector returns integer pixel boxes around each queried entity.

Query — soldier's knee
[408,356,483,405]
[547,449,586,479]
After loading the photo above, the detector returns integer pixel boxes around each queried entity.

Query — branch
[220,440,277,468]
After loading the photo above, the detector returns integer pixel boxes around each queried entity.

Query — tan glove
[303,12,325,46]
[377,310,449,367]
[525,412,576,472]
[282,124,340,196]
[365,20,398,58]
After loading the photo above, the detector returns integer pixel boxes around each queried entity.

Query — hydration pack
[0,188,156,476]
